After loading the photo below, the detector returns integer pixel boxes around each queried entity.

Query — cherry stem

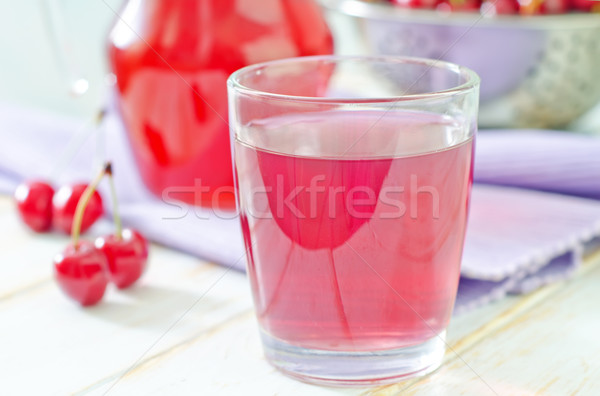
[72,162,109,248]
[106,164,123,240]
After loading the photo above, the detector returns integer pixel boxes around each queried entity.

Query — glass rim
[227,55,480,104]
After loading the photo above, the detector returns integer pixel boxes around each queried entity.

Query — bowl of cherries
[14,163,149,306]
[320,0,600,128]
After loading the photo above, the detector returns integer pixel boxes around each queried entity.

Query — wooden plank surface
[375,251,600,396]
[0,194,598,395]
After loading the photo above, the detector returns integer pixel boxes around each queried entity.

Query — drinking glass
[228,56,479,385]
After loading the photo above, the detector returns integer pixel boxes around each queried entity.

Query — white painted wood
[85,312,364,396]
[0,197,254,395]
[386,255,600,396]
[1,194,599,396]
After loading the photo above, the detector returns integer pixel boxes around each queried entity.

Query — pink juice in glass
[234,109,474,352]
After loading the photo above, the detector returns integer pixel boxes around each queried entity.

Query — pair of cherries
[15,163,148,306]
[15,181,103,235]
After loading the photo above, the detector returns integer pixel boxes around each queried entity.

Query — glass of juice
[227,56,480,385]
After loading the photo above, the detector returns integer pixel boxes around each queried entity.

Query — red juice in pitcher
[108,0,333,207]
[234,110,474,351]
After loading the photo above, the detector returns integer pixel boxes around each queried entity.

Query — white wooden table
[1,194,599,396]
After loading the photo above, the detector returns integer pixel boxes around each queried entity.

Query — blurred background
[2,0,598,132]
[0,0,120,117]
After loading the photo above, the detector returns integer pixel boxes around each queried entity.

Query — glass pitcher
[107,0,333,209]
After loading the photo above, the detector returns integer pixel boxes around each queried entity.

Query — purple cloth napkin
[1,103,599,313]
[455,186,599,313]
[474,130,600,200]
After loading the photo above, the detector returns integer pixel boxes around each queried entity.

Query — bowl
[320,0,600,128]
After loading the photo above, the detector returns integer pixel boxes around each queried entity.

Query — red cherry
[519,0,569,14]
[481,0,520,14]
[95,229,149,289]
[437,0,481,12]
[14,180,55,232]
[53,240,109,306]
[391,0,440,9]
[571,0,600,11]
[538,0,569,14]
[52,184,104,234]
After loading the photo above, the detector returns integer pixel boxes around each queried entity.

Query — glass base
[260,330,446,386]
